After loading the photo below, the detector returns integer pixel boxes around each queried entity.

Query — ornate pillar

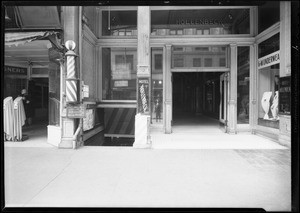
[133,6,151,148]
[228,43,237,134]
[164,45,172,134]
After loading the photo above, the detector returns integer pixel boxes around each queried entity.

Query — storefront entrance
[172,72,227,133]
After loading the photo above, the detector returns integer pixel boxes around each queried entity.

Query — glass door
[219,73,228,132]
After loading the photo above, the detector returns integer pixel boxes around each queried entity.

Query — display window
[237,46,250,124]
[4,77,27,99]
[101,10,137,36]
[257,33,280,129]
[151,9,250,36]
[151,48,163,124]
[258,1,280,34]
[171,46,228,68]
[102,47,137,100]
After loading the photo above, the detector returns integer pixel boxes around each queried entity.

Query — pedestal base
[47,125,61,147]
[59,138,75,149]
[133,114,151,148]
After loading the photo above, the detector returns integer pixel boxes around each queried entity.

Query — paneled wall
[82,25,97,101]
[83,6,99,37]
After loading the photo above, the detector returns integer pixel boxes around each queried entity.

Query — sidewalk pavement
[4,143,291,211]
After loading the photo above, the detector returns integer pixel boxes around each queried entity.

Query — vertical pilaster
[279,1,291,147]
[228,43,237,134]
[250,44,258,132]
[134,6,151,148]
[280,1,291,77]
[60,6,80,148]
[164,45,172,134]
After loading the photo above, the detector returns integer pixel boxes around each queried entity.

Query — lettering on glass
[176,19,222,25]
[4,66,27,75]
[258,51,280,69]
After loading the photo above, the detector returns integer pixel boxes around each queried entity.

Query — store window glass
[258,33,279,58]
[102,10,137,36]
[172,46,228,68]
[151,48,163,124]
[258,1,280,34]
[102,47,137,100]
[257,35,280,129]
[237,46,250,124]
[151,9,250,36]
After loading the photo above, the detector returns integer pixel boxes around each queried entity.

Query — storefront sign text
[258,51,280,69]
[4,65,27,75]
[176,19,222,25]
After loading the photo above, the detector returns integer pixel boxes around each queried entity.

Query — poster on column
[138,78,150,114]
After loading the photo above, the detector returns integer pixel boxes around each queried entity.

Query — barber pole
[65,40,78,103]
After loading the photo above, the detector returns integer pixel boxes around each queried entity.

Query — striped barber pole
[66,80,77,102]
[66,56,76,78]
[104,108,136,137]
[65,40,78,103]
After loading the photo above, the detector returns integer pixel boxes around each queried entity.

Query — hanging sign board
[138,78,150,114]
[258,50,280,69]
[4,65,27,75]
[66,104,86,118]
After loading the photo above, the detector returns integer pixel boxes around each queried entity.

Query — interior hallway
[172,113,222,133]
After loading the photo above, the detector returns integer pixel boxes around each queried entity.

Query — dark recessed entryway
[172,72,225,132]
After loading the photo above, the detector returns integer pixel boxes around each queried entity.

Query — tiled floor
[234,149,291,172]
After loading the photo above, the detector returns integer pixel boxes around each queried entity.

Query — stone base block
[133,114,151,148]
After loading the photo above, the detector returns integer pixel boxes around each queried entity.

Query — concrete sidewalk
[4,145,291,211]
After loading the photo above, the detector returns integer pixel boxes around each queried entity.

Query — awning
[5,31,57,46]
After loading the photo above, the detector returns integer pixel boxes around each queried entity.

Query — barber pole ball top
[65,40,76,51]
[65,40,76,79]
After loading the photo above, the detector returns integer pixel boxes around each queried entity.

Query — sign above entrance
[4,65,27,75]
[258,50,280,69]
[176,19,222,26]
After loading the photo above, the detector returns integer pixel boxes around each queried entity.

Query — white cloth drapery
[3,97,15,141]
[13,97,26,141]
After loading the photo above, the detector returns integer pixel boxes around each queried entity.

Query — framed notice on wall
[279,76,290,115]
[137,78,150,114]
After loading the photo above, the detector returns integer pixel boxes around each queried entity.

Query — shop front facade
[4,2,292,148]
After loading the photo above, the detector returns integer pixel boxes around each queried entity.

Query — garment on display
[13,97,26,141]
[3,97,15,141]
[271,91,279,120]
[261,91,272,120]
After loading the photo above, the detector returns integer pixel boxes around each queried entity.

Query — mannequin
[261,91,272,120]
[271,91,279,120]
